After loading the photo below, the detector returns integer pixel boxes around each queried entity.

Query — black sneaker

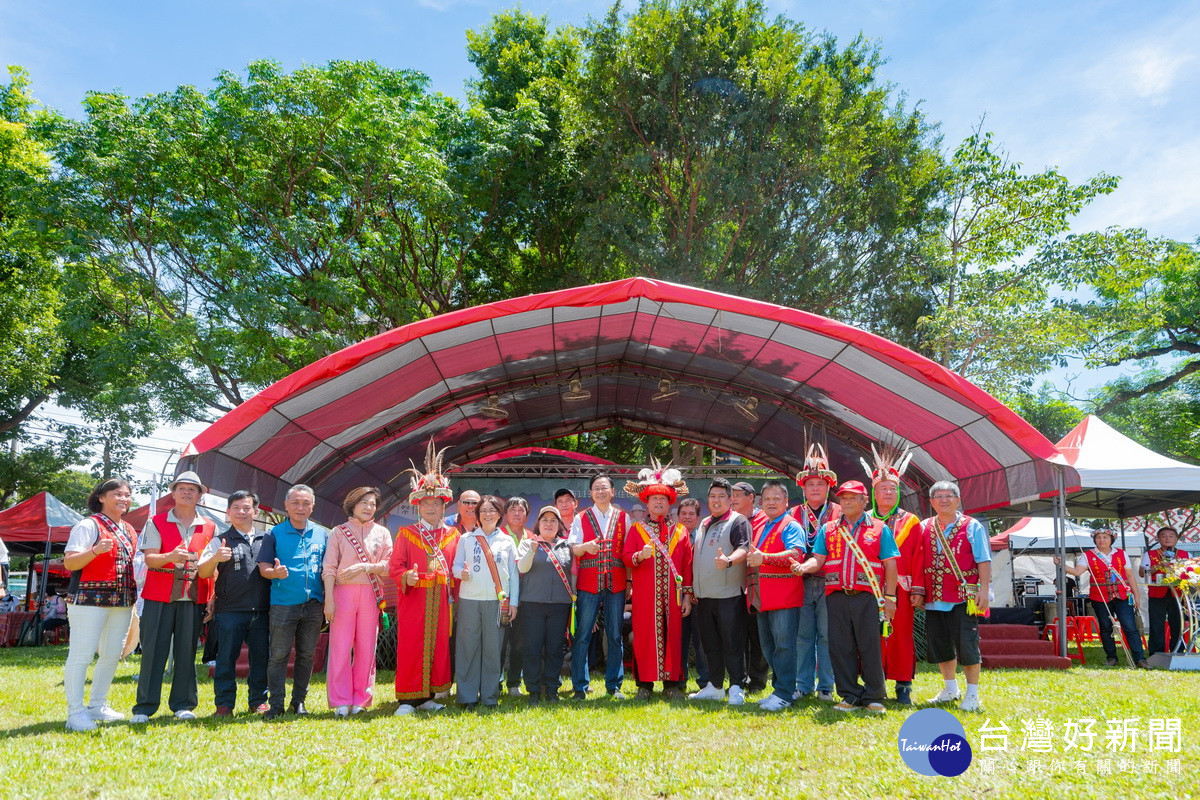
[895,686,912,706]
[572,690,587,700]
[263,707,284,721]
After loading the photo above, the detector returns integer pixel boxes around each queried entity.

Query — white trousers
[64,603,133,716]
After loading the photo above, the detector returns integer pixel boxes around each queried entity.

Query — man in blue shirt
[258,484,327,720]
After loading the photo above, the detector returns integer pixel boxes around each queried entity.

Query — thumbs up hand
[715,547,729,570]
[273,558,289,580]
[788,557,802,575]
[746,546,764,568]
[405,566,419,587]
[640,543,653,562]
[215,538,233,563]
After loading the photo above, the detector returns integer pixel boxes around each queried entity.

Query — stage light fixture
[652,379,679,402]
[479,395,509,420]
[734,395,759,422]
[562,379,592,402]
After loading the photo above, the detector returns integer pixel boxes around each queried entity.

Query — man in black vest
[202,490,271,717]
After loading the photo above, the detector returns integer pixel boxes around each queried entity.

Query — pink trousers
[326,583,380,708]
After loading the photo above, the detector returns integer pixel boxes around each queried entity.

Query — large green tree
[572,0,944,340]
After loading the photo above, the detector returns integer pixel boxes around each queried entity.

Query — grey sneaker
[174,710,197,720]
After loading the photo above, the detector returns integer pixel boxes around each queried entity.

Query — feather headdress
[795,443,837,488]
[624,456,689,504]
[858,441,914,486]
[404,437,454,505]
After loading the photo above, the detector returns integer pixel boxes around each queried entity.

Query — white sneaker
[927,688,961,704]
[175,710,197,720]
[394,704,416,716]
[610,691,627,700]
[727,685,745,706]
[416,699,444,711]
[66,712,98,732]
[334,705,350,717]
[863,702,886,714]
[88,705,124,722]
[817,691,835,702]
[759,694,791,712]
[959,695,982,713]
[688,683,724,701]
[350,705,366,715]
[130,713,150,724]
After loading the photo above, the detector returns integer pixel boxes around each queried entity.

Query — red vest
[575,507,628,594]
[80,515,137,583]
[821,516,888,595]
[746,514,804,611]
[1147,548,1186,598]
[918,515,981,605]
[141,513,216,604]
[1084,549,1131,602]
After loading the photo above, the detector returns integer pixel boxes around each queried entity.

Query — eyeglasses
[931,494,957,501]
[460,500,479,506]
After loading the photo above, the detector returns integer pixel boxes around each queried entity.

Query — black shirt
[213,526,271,613]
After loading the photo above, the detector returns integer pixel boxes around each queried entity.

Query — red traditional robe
[878,506,921,682]
[388,522,459,701]
[622,516,693,683]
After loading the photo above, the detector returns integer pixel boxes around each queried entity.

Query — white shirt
[452,527,520,606]
[567,506,621,546]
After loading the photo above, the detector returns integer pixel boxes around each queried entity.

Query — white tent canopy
[994,415,1200,519]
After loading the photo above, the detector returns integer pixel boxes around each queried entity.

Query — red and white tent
[178,278,1074,521]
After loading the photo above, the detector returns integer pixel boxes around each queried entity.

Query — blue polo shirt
[258,519,327,606]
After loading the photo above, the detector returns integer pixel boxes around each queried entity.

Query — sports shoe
[759,694,791,712]
[572,690,587,700]
[1136,659,1150,669]
[895,686,912,706]
[394,704,416,716]
[66,712,98,732]
[130,713,150,724]
[508,685,524,696]
[926,688,961,704]
[88,705,124,722]
[832,701,855,712]
[610,690,628,700]
[213,706,233,718]
[634,687,653,701]
[175,709,197,721]
[864,702,886,714]
[817,691,835,702]
[350,705,367,715]
[689,683,725,701]
[253,702,271,714]
[1105,656,1119,667]
[416,699,444,711]
[959,695,982,713]
[334,705,350,717]
[727,685,745,706]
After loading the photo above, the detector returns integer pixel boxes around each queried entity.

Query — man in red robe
[388,440,459,715]
[862,444,921,705]
[622,461,694,700]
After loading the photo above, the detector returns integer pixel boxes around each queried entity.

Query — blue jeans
[796,577,834,694]
[1092,598,1146,661]
[571,589,626,693]
[757,605,800,702]
[213,610,269,709]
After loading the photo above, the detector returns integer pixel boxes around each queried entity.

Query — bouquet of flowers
[1161,558,1200,591]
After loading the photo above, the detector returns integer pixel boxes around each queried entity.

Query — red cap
[835,480,868,497]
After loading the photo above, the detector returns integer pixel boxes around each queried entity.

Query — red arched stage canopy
[178,278,1076,522]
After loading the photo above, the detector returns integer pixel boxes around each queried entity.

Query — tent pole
[1055,467,1068,659]
[35,522,51,646]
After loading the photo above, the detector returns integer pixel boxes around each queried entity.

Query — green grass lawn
[0,644,1196,799]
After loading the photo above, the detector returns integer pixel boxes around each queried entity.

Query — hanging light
[652,379,679,402]
[733,395,759,422]
[479,395,509,420]
[562,379,592,402]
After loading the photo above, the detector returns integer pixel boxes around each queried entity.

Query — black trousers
[694,595,748,689]
[134,599,202,716]
[826,591,885,705]
[520,601,571,696]
[267,599,324,711]
[1148,594,1183,655]
[745,614,769,690]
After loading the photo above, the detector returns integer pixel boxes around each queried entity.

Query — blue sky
[4,0,1197,480]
